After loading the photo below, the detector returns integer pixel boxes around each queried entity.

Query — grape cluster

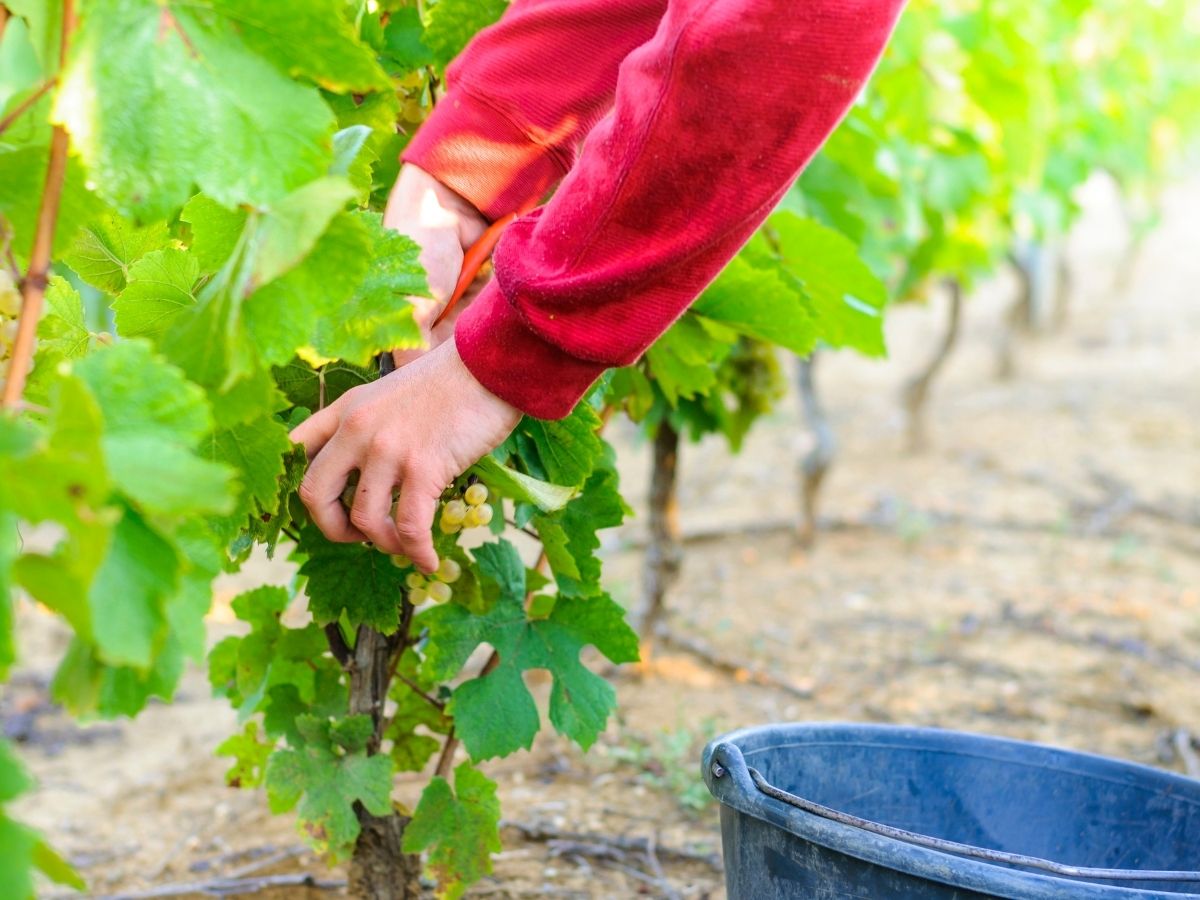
[0,271,24,369]
[438,482,493,534]
[405,557,462,605]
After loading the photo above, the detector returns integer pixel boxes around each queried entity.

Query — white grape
[473,504,494,526]
[464,483,489,507]
[436,558,462,583]
[442,499,468,525]
[410,587,429,605]
[428,581,453,604]
[406,572,426,591]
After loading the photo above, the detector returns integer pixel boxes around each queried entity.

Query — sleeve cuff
[401,86,568,222]
[455,281,607,420]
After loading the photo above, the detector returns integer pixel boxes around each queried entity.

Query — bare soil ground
[6,174,1200,899]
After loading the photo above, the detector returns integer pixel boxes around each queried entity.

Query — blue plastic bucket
[703,723,1200,899]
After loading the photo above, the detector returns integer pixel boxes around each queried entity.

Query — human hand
[384,164,489,367]
[291,338,521,573]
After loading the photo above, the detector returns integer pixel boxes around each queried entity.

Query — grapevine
[0,0,1196,898]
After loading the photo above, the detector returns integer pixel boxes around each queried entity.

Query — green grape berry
[405,572,426,591]
[464,483,489,506]
[390,554,412,569]
[442,499,468,525]
[473,503,494,526]
[410,586,429,605]
[436,558,462,583]
[461,506,481,529]
[439,517,461,535]
[428,581,453,604]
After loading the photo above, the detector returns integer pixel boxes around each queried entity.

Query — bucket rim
[702,722,1200,900]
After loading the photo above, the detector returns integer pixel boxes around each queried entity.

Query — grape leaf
[265,715,393,860]
[691,254,819,356]
[112,249,200,340]
[765,212,889,356]
[181,194,247,274]
[217,721,274,788]
[243,213,370,367]
[55,0,336,218]
[0,514,18,680]
[0,147,106,266]
[313,212,427,364]
[383,8,436,70]
[421,540,638,759]
[469,456,574,513]
[208,0,389,93]
[423,0,507,67]
[644,314,730,404]
[402,762,501,900]
[209,414,292,517]
[297,525,405,633]
[35,277,93,368]
[534,464,626,598]
[514,403,603,489]
[87,507,178,668]
[64,212,171,294]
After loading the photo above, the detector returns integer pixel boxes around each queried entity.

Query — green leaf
[644,314,731,404]
[0,515,18,680]
[72,340,213,444]
[423,0,507,67]
[0,739,34,801]
[765,212,889,356]
[515,404,603,489]
[64,212,171,294]
[470,456,574,513]
[182,194,247,274]
[535,464,626,598]
[209,414,292,516]
[265,715,393,860]
[402,762,501,900]
[32,834,86,890]
[297,525,405,633]
[244,213,370,367]
[249,176,357,288]
[208,0,390,93]
[421,540,637,759]
[88,507,178,668]
[313,212,427,365]
[217,721,274,788]
[692,254,819,356]
[383,8,435,70]
[35,277,93,369]
[112,249,200,340]
[55,0,336,218]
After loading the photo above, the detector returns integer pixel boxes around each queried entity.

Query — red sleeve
[444,0,905,420]
[401,0,668,221]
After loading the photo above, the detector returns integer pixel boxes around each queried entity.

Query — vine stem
[0,79,56,138]
[1,0,75,409]
[0,6,9,45]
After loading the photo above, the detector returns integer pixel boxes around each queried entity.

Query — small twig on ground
[652,623,814,700]
[501,819,722,870]
[225,845,309,879]
[90,872,345,899]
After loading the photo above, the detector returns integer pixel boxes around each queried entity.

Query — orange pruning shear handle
[430,200,536,329]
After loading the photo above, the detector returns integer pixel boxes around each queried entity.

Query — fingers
[391,467,442,574]
[348,465,404,555]
[290,403,340,460]
[297,439,367,544]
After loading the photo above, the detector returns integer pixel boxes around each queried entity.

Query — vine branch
[1,0,75,409]
[0,79,56,138]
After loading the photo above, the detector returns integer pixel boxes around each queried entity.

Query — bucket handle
[710,755,1200,884]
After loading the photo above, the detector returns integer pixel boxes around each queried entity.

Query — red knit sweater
[403,0,905,419]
